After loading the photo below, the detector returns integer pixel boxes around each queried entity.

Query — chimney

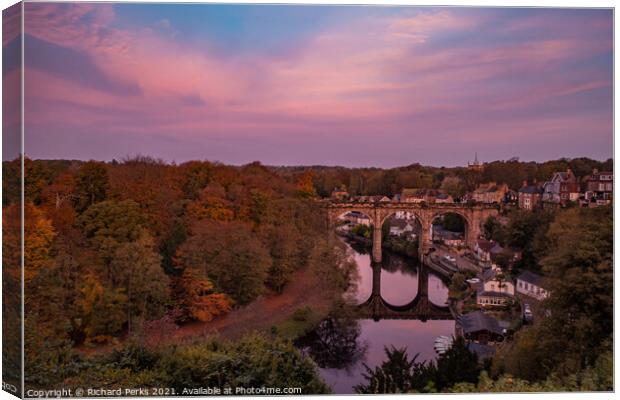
[593,168,598,175]
[522,180,528,188]
[567,168,573,177]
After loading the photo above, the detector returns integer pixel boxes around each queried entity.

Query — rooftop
[476,239,495,252]
[519,185,542,194]
[458,311,504,335]
[517,270,544,286]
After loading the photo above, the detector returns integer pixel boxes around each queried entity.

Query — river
[297,240,455,394]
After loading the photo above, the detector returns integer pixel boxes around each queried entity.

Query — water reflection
[307,239,455,393]
[296,314,368,371]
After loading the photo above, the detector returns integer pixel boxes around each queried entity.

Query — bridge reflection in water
[358,263,453,321]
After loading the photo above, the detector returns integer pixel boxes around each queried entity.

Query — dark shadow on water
[295,311,368,372]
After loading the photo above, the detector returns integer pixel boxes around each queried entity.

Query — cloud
[19,4,613,165]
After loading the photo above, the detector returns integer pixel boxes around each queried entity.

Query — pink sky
[4,3,613,166]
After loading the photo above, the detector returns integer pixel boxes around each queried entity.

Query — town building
[457,311,505,344]
[330,186,349,201]
[476,268,515,307]
[474,239,495,262]
[389,219,415,237]
[435,193,454,204]
[584,169,613,205]
[474,239,521,268]
[542,169,580,205]
[471,182,508,204]
[516,270,549,300]
[467,153,484,172]
[518,183,543,210]
[352,195,391,203]
[433,226,464,247]
[504,190,518,204]
[339,211,371,226]
[394,210,416,220]
[401,188,453,204]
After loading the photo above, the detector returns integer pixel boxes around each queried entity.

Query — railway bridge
[325,201,499,263]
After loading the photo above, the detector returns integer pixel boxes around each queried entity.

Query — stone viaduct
[325,201,499,263]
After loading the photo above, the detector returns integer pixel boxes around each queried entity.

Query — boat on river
[433,335,454,354]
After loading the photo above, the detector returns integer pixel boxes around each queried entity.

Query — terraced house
[471,182,508,204]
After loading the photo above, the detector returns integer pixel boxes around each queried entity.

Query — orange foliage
[107,157,183,239]
[186,186,235,221]
[3,203,57,283]
[176,269,232,322]
[295,170,317,198]
[40,171,78,234]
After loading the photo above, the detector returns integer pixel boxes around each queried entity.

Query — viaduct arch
[358,263,453,321]
[325,201,499,263]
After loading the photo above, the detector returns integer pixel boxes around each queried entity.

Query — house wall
[516,279,549,300]
[518,193,540,210]
[483,280,515,295]
[477,295,509,307]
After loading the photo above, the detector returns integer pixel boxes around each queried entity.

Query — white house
[389,219,414,236]
[339,211,371,226]
[474,239,494,262]
[394,210,416,220]
[516,270,549,300]
[476,268,515,307]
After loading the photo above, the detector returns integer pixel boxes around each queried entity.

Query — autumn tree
[78,199,147,277]
[73,161,109,212]
[180,160,213,199]
[262,225,300,293]
[107,156,183,239]
[295,170,317,198]
[40,171,78,234]
[75,274,127,341]
[174,269,232,322]
[22,203,56,283]
[110,230,170,334]
[440,176,465,198]
[186,184,235,221]
[176,220,270,305]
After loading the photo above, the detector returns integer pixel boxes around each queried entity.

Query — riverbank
[78,250,346,356]
[170,266,334,344]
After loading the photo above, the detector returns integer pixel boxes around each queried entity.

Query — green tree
[356,337,479,393]
[434,337,480,390]
[110,231,170,335]
[78,200,147,278]
[355,347,427,394]
[483,216,506,244]
[63,333,329,393]
[494,206,612,383]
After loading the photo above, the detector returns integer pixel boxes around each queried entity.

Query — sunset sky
[5,3,614,167]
